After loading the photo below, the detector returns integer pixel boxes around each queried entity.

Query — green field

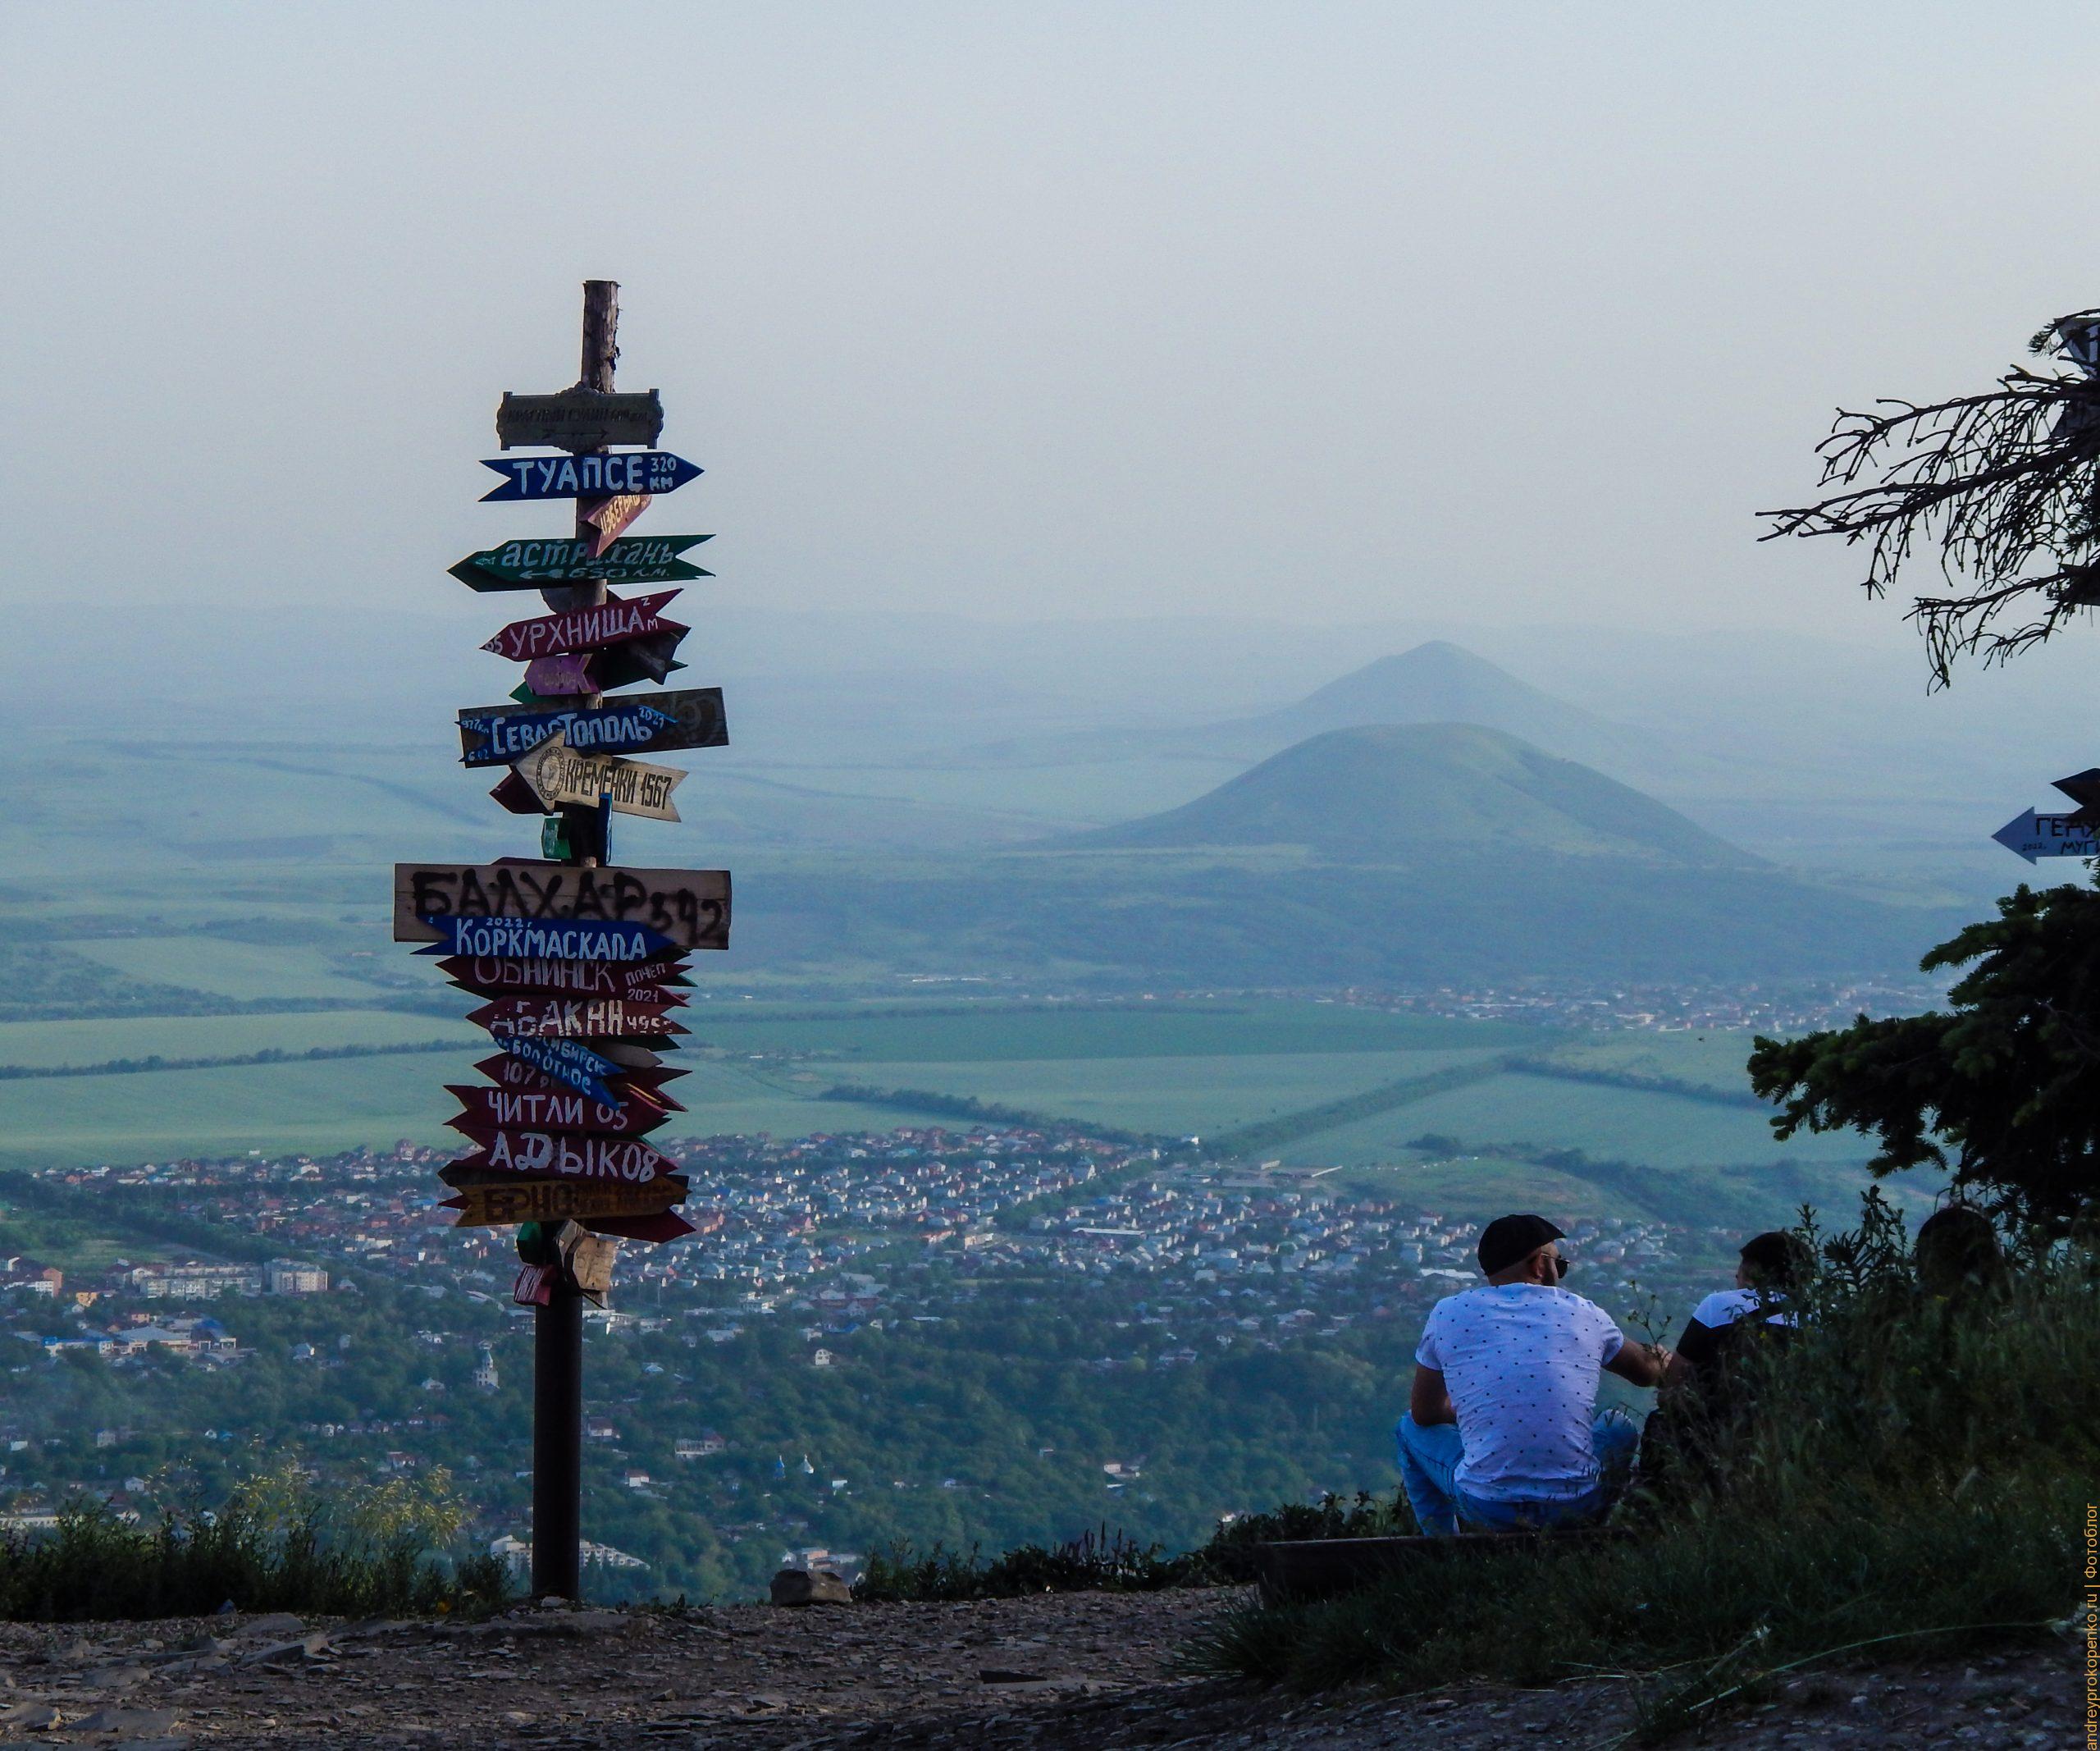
[0,1049,962,1173]
[675,1001,1532,1063]
[824,1046,1509,1137]
[0,991,1879,1211]
[1283,1070,1862,1170]
[0,1008,476,1070]
[1532,1031,1772,1094]
[62,936,401,1004]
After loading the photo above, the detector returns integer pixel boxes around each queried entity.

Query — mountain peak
[1225,642,1632,772]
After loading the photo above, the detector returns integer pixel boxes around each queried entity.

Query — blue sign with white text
[415,916,683,963]
[480,451,702,502]
[458,700,676,766]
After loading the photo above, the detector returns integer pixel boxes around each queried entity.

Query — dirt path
[0,1597,2071,1749]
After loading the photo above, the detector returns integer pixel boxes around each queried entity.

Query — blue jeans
[1395,1409,1639,1537]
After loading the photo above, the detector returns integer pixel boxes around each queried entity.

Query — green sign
[450,535,713,591]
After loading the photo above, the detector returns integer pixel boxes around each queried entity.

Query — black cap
[1477,1213,1566,1278]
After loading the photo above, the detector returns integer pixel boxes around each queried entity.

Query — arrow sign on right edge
[1992,808,2100,862]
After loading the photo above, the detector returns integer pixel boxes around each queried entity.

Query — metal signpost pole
[530,278,621,1603]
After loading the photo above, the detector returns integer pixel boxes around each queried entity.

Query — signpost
[454,686,727,766]
[482,591,685,661]
[447,1083,673,1137]
[441,1128,678,1183]
[515,729,686,821]
[480,451,702,501]
[450,538,710,591]
[473,1051,686,1109]
[497,387,665,450]
[523,633,686,696]
[467,995,685,1040]
[580,491,651,554]
[447,1178,688,1228]
[391,282,731,1602]
[1991,768,2100,863]
[1991,808,2100,862]
[439,954,690,999]
[392,862,728,950]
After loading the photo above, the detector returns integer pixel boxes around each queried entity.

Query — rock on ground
[0,1594,2070,1749]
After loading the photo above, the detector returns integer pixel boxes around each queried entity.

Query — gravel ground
[0,1596,2073,1749]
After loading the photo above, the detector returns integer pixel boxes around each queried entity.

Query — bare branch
[1759,309,2100,684]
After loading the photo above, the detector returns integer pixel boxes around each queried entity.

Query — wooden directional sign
[459,976,687,1010]
[452,537,711,592]
[2052,767,2100,818]
[468,996,685,1040]
[523,631,686,697]
[481,452,701,502]
[1992,809,2100,862]
[393,862,730,953]
[482,591,684,661]
[497,388,665,451]
[449,1177,687,1229]
[448,1083,671,1138]
[475,1050,685,1109]
[584,1210,696,1244]
[581,492,651,555]
[457,688,727,767]
[443,1127,678,1183]
[440,955,690,999]
[518,652,597,697]
[495,1036,621,1104]
[515,729,686,821]
[415,914,687,962]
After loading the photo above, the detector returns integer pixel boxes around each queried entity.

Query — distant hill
[1080,724,1755,868]
[1209,642,1643,771]
[744,724,1961,988]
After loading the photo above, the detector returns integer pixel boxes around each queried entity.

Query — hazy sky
[4,2,2096,638]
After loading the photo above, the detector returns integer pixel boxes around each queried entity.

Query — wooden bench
[1250,1527,1632,1603]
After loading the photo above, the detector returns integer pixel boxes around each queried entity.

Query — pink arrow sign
[580,492,651,557]
[522,652,598,696]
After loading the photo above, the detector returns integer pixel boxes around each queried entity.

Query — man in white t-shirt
[1395,1213,1670,1536]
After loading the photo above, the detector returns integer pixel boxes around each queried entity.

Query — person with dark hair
[1914,1205,2002,1298]
[1664,1229,1813,1392]
[1395,1213,1670,1538]
[1642,1230,1811,1499]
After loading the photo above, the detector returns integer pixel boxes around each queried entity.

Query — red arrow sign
[519,629,687,697]
[440,955,690,999]
[447,1177,688,1228]
[468,997,685,1040]
[446,1083,671,1138]
[482,592,683,663]
[444,1128,678,1183]
[583,1210,697,1244]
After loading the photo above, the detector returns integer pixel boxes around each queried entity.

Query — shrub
[855,1525,1203,1602]
[0,1460,513,1622]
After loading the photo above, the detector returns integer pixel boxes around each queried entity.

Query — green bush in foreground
[854,1492,1419,1602]
[1186,1195,2094,1721]
[0,1462,513,1622]
[856,1525,1204,1602]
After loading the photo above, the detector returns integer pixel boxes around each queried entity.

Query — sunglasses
[1547,1251,1573,1280]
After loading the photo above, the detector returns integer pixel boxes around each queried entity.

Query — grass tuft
[0,1461,513,1622]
